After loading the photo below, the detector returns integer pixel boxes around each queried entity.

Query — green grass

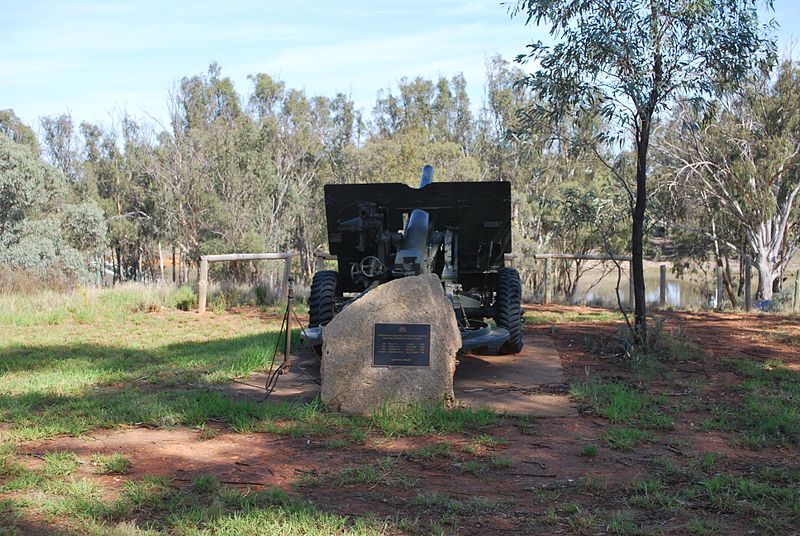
[296,458,418,490]
[91,453,131,475]
[2,468,399,535]
[722,358,800,447]
[570,378,672,449]
[581,444,598,457]
[369,401,497,438]
[43,451,80,477]
[0,285,318,441]
[408,442,454,461]
[410,491,505,515]
[603,427,652,451]
[472,433,507,448]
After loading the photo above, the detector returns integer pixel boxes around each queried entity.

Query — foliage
[661,60,800,300]
[170,285,198,311]
[0,134,105,279]
[513,0,775,337]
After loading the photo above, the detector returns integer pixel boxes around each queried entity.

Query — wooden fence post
[794,269,800,313]
[198,257,209,314]
[628,260,635,310]
[659,264,667,308]
[544,257,552,304]
[744,255,752,312]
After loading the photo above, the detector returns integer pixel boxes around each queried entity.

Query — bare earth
[15,305,800,534]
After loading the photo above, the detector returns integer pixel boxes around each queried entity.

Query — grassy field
[2,289,800,534]
[0,285,500,534]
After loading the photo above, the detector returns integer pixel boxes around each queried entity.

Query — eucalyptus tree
[513,0,774,340]
[663,61,800,300]
[0,109,39,156]
[0,133,105,278]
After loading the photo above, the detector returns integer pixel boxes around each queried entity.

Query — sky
[1,1,798,131]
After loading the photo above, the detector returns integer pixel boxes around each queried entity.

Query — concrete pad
[454,335,576,417]
[454,336,564,388]
[225,334,576,417]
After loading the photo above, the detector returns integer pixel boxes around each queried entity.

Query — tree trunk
[717,257,737,308]
[756,252,778,301]
[632,127,649,342]
[116,246,125,282]
[158,242,165,284]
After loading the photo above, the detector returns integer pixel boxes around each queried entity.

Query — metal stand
[279,276,294,374]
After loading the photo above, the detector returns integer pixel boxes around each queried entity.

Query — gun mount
[304,165,523,355]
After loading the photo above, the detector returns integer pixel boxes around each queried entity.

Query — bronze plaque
[373,323,431,367]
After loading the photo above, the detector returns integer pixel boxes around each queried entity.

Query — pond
[537,262,755,309]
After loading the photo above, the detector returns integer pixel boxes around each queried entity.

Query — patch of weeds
[370,401,496,438]
[578,476,608,492]
[660,329,704,362]
[571,378,672,430]
[322,438,350,450]
[581,444,598,458]
[558,501,580,514]
[525,309,623,325]
[473,433,508,448]
[603,427,652,451]
[43,478,107,519]
[565,508,600,534]
[42,451,79,477]
[528,485,565,503]
[349,427,369,444]
[457,460,490,475]
[91,453,131,475]
[410,492,504,515]
[723,358,800,447]
[629,479,681,511]
[516,415,536,435]
[757,464,800,483]
[335,465,383,486]
[169,285,197,311]
[195,423,218,439]
[606,510,639,535]
[460,443,477,455]
[491,455,513,468]
[298,459,416,490]
[654,453,719,486]
[122,475,173,511]
[687,516,723,535]
[408,442,454,461]
[703,473,798,520]
[191,474,221,494]
[544,506,558,524]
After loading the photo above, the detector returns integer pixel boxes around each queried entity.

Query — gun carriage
[303,165,523,355]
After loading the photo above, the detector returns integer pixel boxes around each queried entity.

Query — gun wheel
[309,270,338,328]
[494,267,524,354]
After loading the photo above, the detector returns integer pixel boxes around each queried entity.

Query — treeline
[1,57,798,301]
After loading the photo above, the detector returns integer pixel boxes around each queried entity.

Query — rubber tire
[494,267,524,354]
[309,270,338,327]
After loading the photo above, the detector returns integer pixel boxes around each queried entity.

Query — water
[556,264,723,309]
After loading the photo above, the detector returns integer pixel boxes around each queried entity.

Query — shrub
[170,285,197,311]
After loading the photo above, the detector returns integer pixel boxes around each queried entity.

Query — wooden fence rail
[198,252,295,313]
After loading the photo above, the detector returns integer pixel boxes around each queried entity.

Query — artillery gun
[303,165,523,354]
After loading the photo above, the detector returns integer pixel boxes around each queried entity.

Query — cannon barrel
[401,209,430,254]
[419,164,434,188]
[392,166,435,275]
